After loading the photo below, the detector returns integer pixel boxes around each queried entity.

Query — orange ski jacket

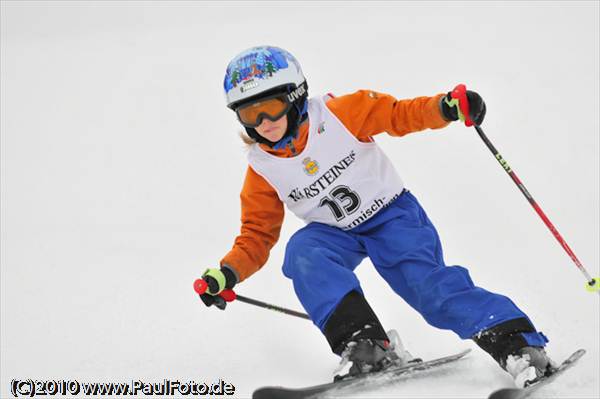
[221,90,450,282]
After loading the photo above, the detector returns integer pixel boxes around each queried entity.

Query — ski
[252,348,471,399]
[488,349,586,399]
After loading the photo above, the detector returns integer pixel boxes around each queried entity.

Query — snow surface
[1,1,599,398]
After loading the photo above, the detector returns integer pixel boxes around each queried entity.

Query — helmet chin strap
[272,129,298,150]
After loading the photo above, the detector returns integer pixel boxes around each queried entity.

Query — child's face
[254,115,288,143]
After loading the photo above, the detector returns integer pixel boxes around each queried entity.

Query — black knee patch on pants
[472,317,538,367]
[323,290,389,355]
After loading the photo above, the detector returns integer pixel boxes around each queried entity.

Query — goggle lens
[236,96,291,128]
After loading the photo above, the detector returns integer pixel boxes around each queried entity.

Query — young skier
[197,45,555,387]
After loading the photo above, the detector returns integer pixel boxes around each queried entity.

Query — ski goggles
[235,92,293,128]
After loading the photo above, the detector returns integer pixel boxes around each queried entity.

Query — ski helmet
[223,45,309,148]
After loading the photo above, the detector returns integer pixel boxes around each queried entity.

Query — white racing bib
[248,95,405,230]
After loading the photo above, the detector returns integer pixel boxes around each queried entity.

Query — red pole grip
[193,278,208,295]
[194,278,237,302]
[220,289,237,302]
[451,84,474,127]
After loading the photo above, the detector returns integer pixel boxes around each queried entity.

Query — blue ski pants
[282,190,546,344]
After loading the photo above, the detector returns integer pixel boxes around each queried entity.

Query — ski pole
[473,124,599,295]
[234,294,311,320]
[193,278,311,320]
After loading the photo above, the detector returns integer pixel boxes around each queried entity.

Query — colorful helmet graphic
[224,46,306,109]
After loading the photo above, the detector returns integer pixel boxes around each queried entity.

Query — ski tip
[488,388,522,399]
[252,387,298,399]
[251,387,276,399]
[567,349,586,362]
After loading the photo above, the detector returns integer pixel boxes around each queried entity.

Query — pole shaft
[474,125,596,285]
[235,294,311,320]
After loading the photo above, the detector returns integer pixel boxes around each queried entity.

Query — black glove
[197,266,238,310]
[440,84,487,126]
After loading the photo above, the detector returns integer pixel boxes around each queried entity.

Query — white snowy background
[1,1,598,398]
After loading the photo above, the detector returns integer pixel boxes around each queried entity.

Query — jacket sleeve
[325,90,450,139]
[220,165,284,282]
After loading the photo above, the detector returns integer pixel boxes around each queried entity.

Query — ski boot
[472,317,556,388]
[504,346,558,388]
[333,329,415,381]
[323,291,416,381]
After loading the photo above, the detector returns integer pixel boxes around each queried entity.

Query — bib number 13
[319,185,361,221]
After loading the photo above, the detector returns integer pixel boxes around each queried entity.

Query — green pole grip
[202,268,226,295]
